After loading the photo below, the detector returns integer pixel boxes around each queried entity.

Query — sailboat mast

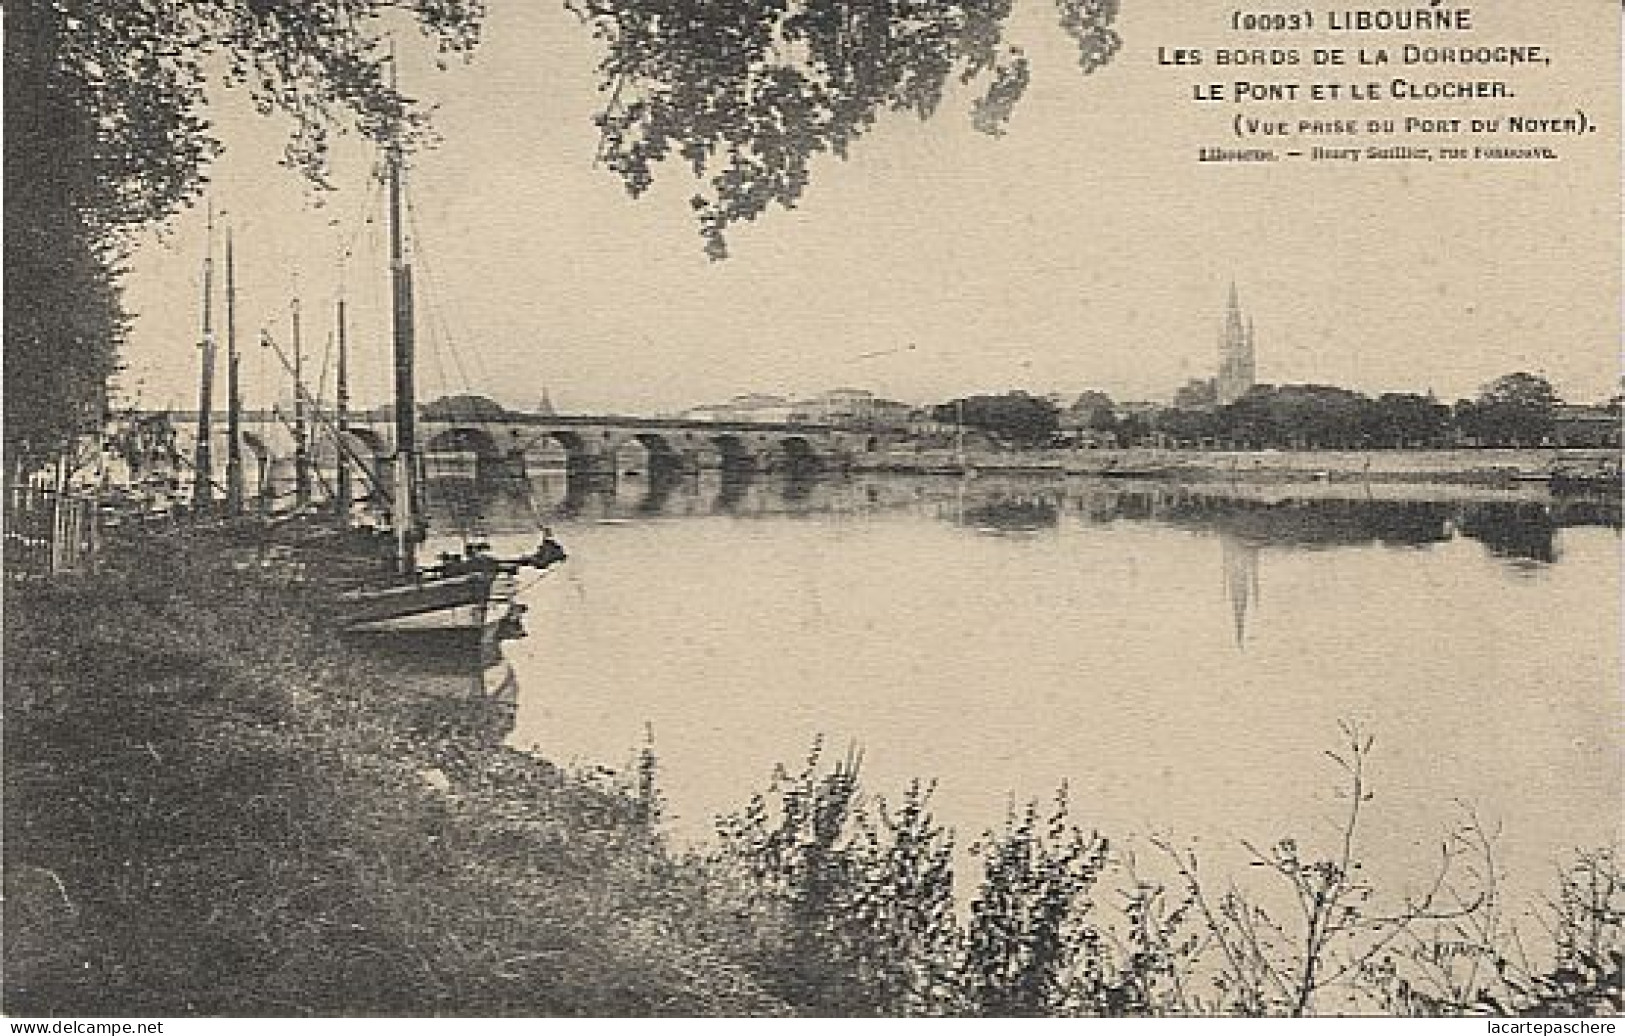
[335,295,352,520]
[224,228,244,515]
[388,129,419,576]
[292,295,310,508]
[192,203,217,513]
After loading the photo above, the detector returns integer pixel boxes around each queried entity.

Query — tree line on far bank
[930,372,1618,451]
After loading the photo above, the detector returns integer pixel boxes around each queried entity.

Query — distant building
[804,388,875,425]
[1112,400,1163,419]
[682,393,799,424]
[1173,377,1218,410]
[1217,283,1257,405]
[681,388,913,429]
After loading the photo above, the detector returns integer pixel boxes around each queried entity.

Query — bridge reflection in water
[423,468,1620,557]
[419,469,1619,654]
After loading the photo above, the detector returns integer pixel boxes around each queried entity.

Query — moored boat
[331,112,567,656]
[339,535,565,650]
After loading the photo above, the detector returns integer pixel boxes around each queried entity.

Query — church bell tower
[1217,282,1257,405]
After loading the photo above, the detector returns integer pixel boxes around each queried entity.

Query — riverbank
[2,532,787,1017]
[4,528,1618,1016]
[852,446,1621,485]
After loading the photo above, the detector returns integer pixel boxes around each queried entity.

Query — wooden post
[193,205,217,514]
[225,228,244,515]
[293,296,310,509]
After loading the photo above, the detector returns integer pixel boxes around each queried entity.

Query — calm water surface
[443,474,1620,904]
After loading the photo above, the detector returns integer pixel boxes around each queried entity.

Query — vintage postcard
[4,0,1620,1021]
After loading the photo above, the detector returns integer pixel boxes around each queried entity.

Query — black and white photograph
[3,0,1620,1021]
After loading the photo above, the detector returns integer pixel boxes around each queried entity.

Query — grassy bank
[5,530,1620,1016]
[3,532,786,1016]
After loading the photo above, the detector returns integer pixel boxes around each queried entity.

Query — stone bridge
[162,410,899,495]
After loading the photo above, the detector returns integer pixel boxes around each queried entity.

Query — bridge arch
[539,429,605,478]
[766,435,822,475]
[708,433,759,473]
[616,432,686,477]
[422,426,497,481]
[425,426,501,460]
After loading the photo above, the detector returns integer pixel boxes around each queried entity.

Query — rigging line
[260,328,392,511]
[387,195,464,425]
[403,190,496,397]
[268,403,339,505]
[397,194,466,403]
[316,330,334,412]
[399,189,534,539]
[405,211,483,404]
[337,174,386,280]
[349,193,389,412]
[420,281,457,416]
[403,196,503,496]
[405,237,480,542]
[511,564,563,599]
[327,179,380,406]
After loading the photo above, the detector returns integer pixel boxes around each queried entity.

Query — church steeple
[1217,283,1257,405]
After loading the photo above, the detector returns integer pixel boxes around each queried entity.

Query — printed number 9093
[1233,10,1314,32]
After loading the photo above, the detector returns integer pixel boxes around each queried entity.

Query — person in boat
[435,541,501,577]
[427,534,564,576]
[531,528,567,570]
[465,541,500,573]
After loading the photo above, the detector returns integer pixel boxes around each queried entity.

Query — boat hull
[340,572,517,655]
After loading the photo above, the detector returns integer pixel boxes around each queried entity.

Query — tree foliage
[4,0,485,459]
[1119,377,1536,451]
[1454,372,1560,448]
[568,0,1121,257]
[1367,392,1449,449]
[934,392,1060,447]
[14,0,483,226]
[1068,390,1117,431]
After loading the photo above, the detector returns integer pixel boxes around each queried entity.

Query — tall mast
[224,227,244,515]
[192,202,217,513]
[388,108,419,575]
[292,294,311,508]
[335,294,352,521]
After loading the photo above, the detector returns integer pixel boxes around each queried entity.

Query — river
[431,471,1621,909]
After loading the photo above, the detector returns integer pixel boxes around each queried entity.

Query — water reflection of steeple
[1220,532,1262,648]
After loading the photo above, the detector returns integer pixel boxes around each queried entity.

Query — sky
[119,1,1621,416]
